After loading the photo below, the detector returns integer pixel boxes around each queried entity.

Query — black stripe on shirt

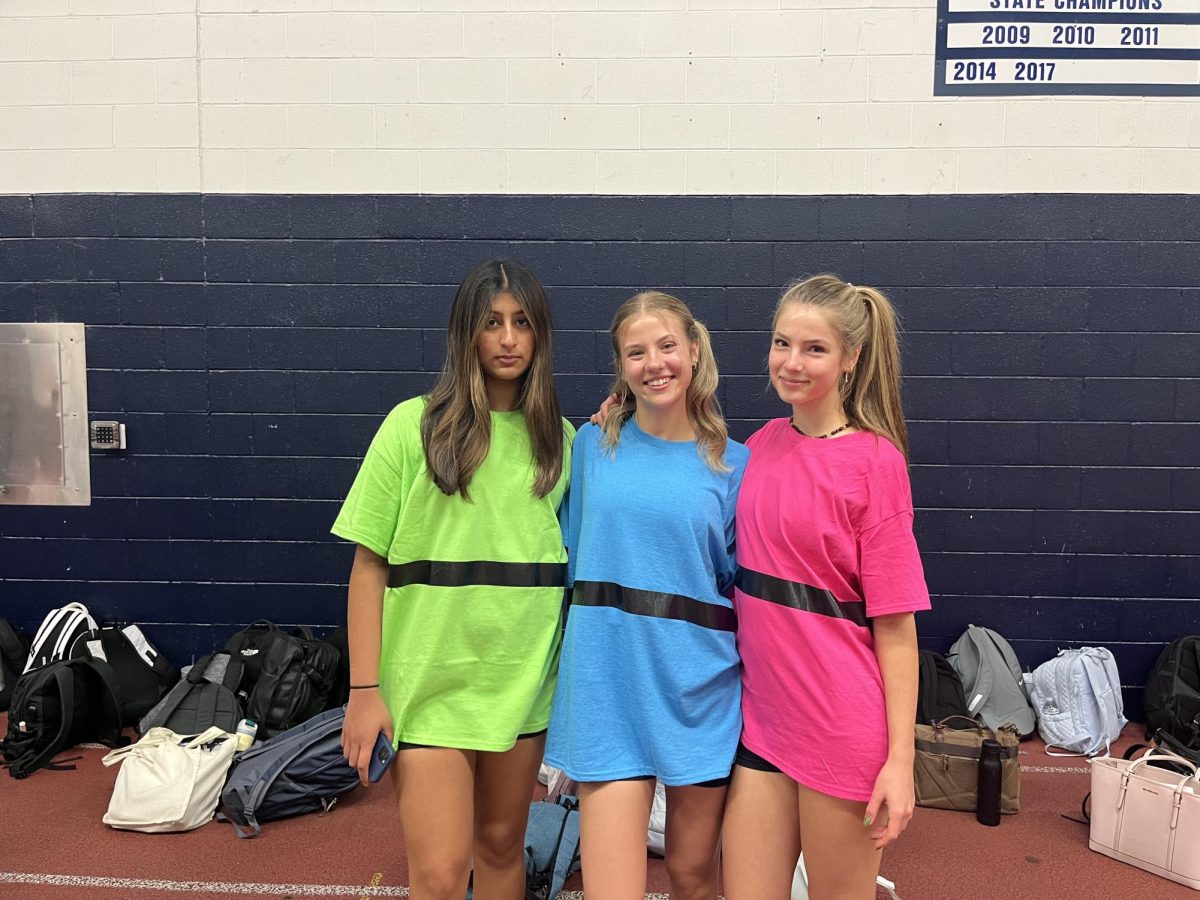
[571,580,737,633]
[734,566,868,628]
[388,560,566,589]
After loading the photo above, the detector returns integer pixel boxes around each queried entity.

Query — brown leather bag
[914,715,1021,814]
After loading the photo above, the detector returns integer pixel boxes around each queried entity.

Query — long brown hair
[775,274,909,458]
[601,291,729,472]
[421,259,565,499]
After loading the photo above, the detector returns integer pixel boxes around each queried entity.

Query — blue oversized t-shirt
[545,420,749,785]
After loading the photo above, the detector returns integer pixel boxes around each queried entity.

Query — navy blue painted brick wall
[2,193,1198,719]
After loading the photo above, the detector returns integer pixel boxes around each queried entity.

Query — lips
[645,376,673,389]
[496,356,521,365]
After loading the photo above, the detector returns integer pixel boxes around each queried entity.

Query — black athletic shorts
[395,727,548,752]
[734,742,783,774]
[618,773,730,788]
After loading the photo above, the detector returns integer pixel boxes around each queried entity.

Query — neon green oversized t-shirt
[332,396,573,751]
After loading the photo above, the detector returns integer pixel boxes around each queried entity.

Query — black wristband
[349,683,380,690]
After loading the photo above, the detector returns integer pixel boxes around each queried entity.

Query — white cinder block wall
[0,0,1197,194]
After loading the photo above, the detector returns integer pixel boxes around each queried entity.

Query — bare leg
[721,766,800,900]
[663,783,727,900]
[578,779,656,900]
[392,747,476,900]
[473,733,547,900]
[796,780,884,900]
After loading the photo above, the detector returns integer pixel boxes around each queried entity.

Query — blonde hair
[421,259,565,500]
[775,274,909,459]
[601,291,729,472]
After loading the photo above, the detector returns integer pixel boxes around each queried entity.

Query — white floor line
[0,874,409,897]
[0,875,672,900]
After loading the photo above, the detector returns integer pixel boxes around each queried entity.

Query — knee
[409,854,471,900]
[474,821,526,870]
[665,850,718,897]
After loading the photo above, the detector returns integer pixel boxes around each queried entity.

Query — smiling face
[618,311,698,417]
[769,303,860,416]
[476,291,535,395]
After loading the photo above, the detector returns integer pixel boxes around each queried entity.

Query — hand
[864,757,915,850]
[589,393,620,426]
[341,688,393,787]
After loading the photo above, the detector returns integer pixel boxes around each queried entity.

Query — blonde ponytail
[775,275,909,459]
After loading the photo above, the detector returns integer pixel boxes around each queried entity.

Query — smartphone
[368,732,396,783]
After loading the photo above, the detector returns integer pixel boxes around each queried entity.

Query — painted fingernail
[863,815,873,827]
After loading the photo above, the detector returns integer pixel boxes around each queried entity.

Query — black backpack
[1,657,128,779]
[225,622,341,739]
[0,619,31,711]
[1143,635,1200,749]
[70,625,178,726]
[917,649,971,726]
[138,651,247,736]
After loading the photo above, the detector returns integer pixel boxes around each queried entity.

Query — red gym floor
[0,718,1192,900]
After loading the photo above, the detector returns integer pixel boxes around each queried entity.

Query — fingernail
[863,815,873,827]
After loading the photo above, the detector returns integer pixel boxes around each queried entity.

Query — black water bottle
[976,739,1002,826]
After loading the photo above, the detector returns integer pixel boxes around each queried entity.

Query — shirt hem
[738,738,873,804]
[330,525,389,560]
[397,731,543,753]
[544,755,732,787]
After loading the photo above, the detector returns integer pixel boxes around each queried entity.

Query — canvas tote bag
[102,726,237,833]
[1089,748,1200,889]
[914,715,1021,814]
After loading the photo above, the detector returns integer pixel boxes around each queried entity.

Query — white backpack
[1027,647,1127,756]
[23,602,97,673]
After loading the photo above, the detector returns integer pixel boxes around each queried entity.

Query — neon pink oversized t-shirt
[734,418,931,802]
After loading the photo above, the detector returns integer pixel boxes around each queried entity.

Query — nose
[783,348,804,371]
[500,323,517,347]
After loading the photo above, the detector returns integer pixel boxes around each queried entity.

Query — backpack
[1143,635,1200,750]
[71,625,178,726]
[947,625,1037,737]
[523,794,582,900]
[1,657,128,779]
[917,649,971,726]
[1027,646,1127,756]
[224,621,341,739]
[0,619,31,711]
[215,705,360,838]
[23,602,96,673]
[138,652,246,736]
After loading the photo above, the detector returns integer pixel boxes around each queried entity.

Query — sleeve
[559,426,587,589]
[715,444,749,598]
[330,404,416,559]
[859,447,931,618]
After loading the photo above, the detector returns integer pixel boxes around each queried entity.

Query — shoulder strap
[83,657,130,747]
[8,667,77,778]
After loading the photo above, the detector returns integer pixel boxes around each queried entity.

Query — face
[476,291,535,387]
[618,312,697,415]
[769,304,860,414]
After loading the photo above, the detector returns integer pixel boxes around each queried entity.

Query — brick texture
[1,193,1198,717]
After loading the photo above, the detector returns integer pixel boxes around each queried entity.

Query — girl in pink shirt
[722,275,930,899]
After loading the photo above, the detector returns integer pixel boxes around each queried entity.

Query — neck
[791,402,850,437]
[485,378,521,412]
[634,403,695,442]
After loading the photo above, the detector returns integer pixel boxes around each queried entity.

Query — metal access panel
[0,323,91,506]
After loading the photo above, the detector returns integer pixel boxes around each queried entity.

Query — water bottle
[976,738,1002,826]
[235,718,258,752]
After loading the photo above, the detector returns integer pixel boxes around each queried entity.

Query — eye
[772,338,787,348]
[516,317,531,328]
[808,344,827,354]
[486,317,499,328]
[627,349,643,359]
[661,342,676,352]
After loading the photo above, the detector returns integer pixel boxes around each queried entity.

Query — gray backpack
[947,625,1037,737]
[215,705,359,838]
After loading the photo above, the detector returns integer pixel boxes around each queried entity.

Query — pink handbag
[1089,749,1200,889]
